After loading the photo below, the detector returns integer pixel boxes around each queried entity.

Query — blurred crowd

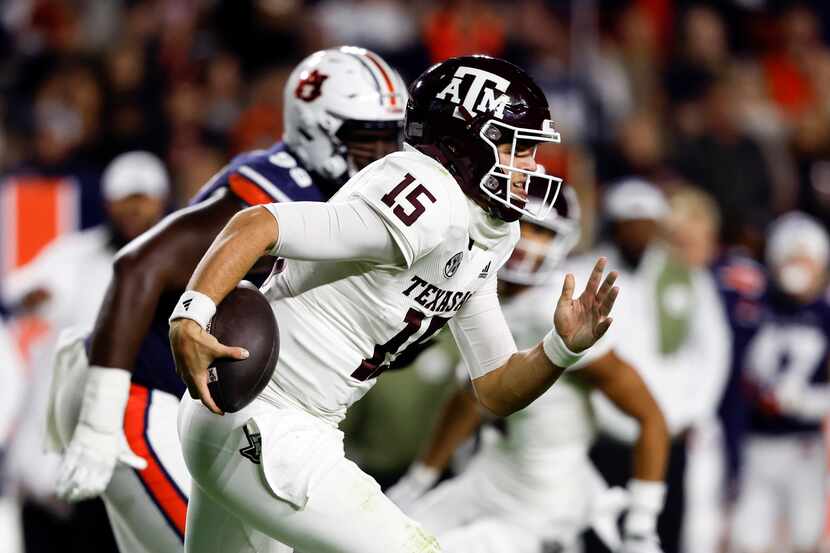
[2,0,830,552]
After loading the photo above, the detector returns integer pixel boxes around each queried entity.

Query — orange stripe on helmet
[363,52,398,107]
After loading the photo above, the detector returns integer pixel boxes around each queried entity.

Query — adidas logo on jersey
[479,261,491,279]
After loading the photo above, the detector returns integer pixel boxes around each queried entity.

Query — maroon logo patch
[295,70,328,102]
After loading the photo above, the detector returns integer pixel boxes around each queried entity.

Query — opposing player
[386,189,669,553]
[46,46,406,553]
[730,213,830,553]
[170,55,619,553]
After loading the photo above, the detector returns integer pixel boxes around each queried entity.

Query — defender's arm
[89,190,243,369]
[581,351,669,482]
[583,351,669,546]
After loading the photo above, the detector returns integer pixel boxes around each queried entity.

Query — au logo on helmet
[435,67,511,120]
[295,69,328,102]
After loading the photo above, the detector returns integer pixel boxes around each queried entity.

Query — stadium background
[2,0,830,552]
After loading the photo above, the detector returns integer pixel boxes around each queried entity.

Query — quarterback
[170,56,619,552]
[47,46,406,553]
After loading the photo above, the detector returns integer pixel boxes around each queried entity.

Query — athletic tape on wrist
[408,462,440,488]
[169,290,216,329]
[624,479,667,536]
[81,367,133,434]
[542,329,585,368]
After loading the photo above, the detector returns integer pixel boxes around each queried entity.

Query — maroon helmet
[405,55,563,222]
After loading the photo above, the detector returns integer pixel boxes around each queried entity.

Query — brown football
[207,281,279,413]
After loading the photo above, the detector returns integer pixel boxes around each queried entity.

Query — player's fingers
[559,273,575,302]
[194,372,224,415]
[599,286,619,318]
[596,271,618,302]
[594,317,613,340]
[583,257,607,296]
[215,343,250,361]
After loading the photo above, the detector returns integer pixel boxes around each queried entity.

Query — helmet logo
[295,69,328,102]
[435,67,510,120]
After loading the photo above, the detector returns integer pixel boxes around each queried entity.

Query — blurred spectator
[584,179,730,553]
[230,66,290,155]
[3,151,169,323]
[730,212,830,553]
[2,151,168,553]
[762,4,827,122]
[597,110,669,184]
[665,5,730,110]
[422,0,506,63]
[316,0,418,55]
[671,73,775,258]
[510,0,608,145]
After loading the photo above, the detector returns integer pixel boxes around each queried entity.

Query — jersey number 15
[381,173,437,226]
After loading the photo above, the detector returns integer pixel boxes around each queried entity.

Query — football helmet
[499,185,581,285]
[405,55,563,222]
[284,46,407,183]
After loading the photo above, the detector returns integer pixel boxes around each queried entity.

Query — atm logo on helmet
[435,67,511,120]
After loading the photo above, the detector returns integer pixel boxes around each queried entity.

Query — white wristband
[407,462,440,489]
[80,367,133,434]
[169,290,216,330]
[624,479,666,536]
[542,329,585,368]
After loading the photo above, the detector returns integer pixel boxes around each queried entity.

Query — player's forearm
[187,207,277,303]
[473,343,565,417]
[420,386,482,471]
[88,255,165,369]
[631,408,670,482]
[587,353,670,482]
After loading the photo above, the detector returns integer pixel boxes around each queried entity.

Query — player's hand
[554,257,619,352]
[56,423,147,502]
[169,318,248,415]
[385,462,440,512]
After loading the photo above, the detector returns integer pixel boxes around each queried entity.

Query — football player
[385,189,669,553]
[46,46,406,553]
[169,55,620,553]
[730,212,830,553]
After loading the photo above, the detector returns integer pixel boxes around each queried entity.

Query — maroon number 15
[381,173,437,226]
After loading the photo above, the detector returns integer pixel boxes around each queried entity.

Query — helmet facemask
[478,118,563,222]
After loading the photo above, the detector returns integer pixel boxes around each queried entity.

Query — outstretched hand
[554,257,619,353]
[169,318,249,415]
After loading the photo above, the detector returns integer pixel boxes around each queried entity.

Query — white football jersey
[261,146,519,424]
[471,281,599,497]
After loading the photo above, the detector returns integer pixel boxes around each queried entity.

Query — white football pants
[406,443,617,553]
[730,434,827,552]
[50,333,190,553]
[178,394,441,553]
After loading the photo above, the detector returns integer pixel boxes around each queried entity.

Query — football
[206,281,279,413]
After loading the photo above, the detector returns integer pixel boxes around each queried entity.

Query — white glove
[619,479,666,553]
[56,367,147,502]
[385,462,440,512]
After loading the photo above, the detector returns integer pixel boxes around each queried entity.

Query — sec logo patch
[444,252,463,278]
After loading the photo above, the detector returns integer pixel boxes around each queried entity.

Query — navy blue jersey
[744,287,830,436]
[713,253,768,483]
[131,142,334,396]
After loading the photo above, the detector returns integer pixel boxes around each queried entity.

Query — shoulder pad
[348,153,465,266]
